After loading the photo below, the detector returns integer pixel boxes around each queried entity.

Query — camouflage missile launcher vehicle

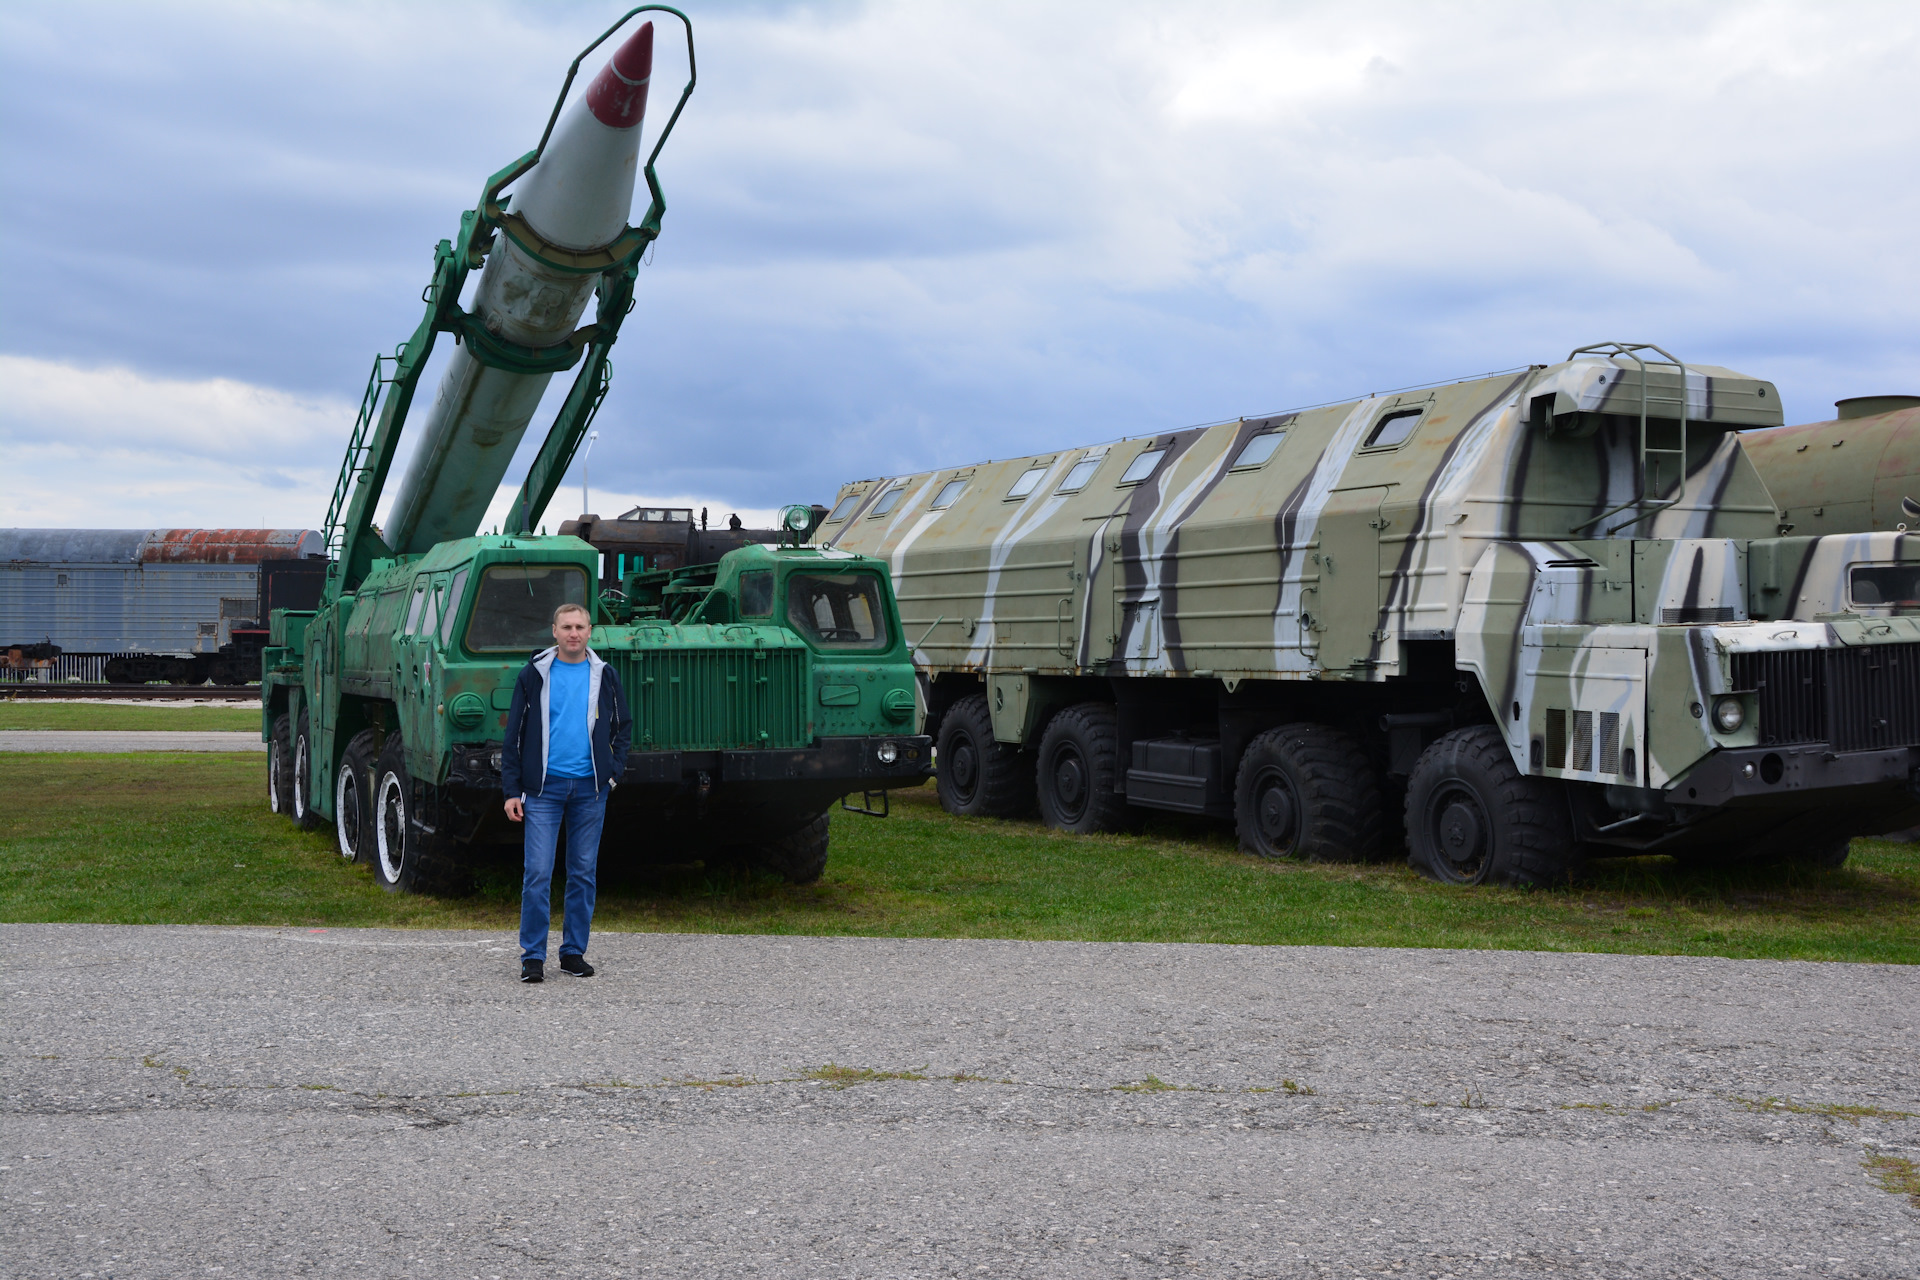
[824,342,1920,884]
[261,14,928,893]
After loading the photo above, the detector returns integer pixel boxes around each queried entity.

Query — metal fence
[0,654,114,684]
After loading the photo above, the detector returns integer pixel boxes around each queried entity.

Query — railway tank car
[1740,395,1920,537]
[0,528,325,684]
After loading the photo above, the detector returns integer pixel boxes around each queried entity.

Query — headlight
[781,503,814,532]
[1712,696,1745,734]
[876,741,900,765]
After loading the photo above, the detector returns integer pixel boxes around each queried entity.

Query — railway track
[0,684,261,701]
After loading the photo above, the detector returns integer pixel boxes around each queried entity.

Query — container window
[1119,448,1166,485]
[1230,431,1285,469]
[1850,564,1920,607]
[786,572,891,650]
[1364,408,1423,449]
[739,570,774,617]
[930,478,968,509]
[439,568,468,646]
[870,487,906,517]
[1056,456,1103,492]
[465,564,589,652]
[826,493,864,522]
[1006,465,1049,499]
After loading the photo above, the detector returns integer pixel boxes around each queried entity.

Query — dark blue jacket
[500,646,632,798]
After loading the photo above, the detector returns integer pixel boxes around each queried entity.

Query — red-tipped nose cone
[586,22,653,129]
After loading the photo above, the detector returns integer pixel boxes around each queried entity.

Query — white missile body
[384,24,655,555]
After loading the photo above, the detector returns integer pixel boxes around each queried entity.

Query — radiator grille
[1732,642,1920,752]
[611,646,810,751]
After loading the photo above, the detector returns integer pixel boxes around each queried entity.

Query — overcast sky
[3,0,1916,533]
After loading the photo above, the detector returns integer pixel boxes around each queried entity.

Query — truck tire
[749,812,831,885]
[1234,723,1385,861]
[1036,702,1130,834]
[1406,725,1577,887]
[369,735,467,895]
[268,714,293,817]
[333,729,378,863]
[291,712,324,831]
[936,693,1035,818]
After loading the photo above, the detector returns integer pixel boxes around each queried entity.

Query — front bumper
[446,735,934,792]
[1669,743,1920,806]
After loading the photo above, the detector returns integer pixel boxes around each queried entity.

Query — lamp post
[580,431,599,516]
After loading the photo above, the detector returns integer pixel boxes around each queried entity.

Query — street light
[580,431,599,516]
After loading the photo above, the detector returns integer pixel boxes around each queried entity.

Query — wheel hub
[1256,775,1296,848]
[950,740,978,794]
[376,774,406,883]
[1053,750,1086,814]
[1435,794,1489,879]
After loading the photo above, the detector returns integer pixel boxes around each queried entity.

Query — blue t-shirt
[545,657,594,779]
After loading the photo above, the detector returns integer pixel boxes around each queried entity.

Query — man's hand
[504,797,524,822]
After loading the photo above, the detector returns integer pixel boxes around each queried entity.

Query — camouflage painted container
[825,347,1920,883]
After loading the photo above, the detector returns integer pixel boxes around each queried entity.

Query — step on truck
[261,10,928,893]
[823,343,1920,883]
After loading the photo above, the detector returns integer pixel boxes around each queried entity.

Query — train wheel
[334,730,377,863]
[935,693,1035,818]
[1405,726,1576,887]
[291,712,324,831]
[1036,702,1130,834]
[370,735,467,895]
[748,812,831,885]
[268,714,293,816]
[1234,723,1384,862]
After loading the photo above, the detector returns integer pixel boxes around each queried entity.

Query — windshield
[464,564,590,652]
[786,572,891,650]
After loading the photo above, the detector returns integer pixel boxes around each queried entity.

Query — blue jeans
[520,774,606,963]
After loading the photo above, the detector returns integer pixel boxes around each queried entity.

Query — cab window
[739,570,774,616]
[404,582,428,634]
[464,564,589,652]
[786,572,891,650]
[439,568,469,646]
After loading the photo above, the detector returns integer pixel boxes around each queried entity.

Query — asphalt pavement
[3,925,1916,1278]
[0,730,263,752]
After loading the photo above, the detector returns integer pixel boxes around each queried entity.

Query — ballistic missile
[383,22,656,555]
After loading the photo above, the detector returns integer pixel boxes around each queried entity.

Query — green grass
[0,703,261,731]
[1,752,1916,962]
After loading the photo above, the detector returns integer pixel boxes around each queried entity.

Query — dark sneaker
[520,959,544,983]
[559,954,595,978]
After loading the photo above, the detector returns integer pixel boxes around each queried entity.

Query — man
[501,601,631,983]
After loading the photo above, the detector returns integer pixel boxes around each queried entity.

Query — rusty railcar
[1741,396,1920,536]
[824,344,1920,883]
[0,528,324,684]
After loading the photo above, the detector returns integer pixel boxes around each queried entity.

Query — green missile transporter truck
[261,14,928,892]
[824,342,1920,884]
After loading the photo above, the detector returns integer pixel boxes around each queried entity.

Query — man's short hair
[552,602,591,624]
